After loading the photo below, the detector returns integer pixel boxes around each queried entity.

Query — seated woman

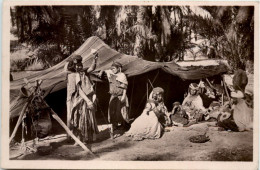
[217,90,253,132]
[182,83,208,122]
[125,87,168,140]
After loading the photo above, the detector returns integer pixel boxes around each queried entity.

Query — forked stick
[9,102,29,144]
[222,76,231,102]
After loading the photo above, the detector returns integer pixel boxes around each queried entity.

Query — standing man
[99,61,129,139]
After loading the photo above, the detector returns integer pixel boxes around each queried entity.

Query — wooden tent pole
[42,100,95,156]
[222,76,231,102]
[147,82,148,101]
[205,78,214,89]
[9,102,29,144]
[221,81,224,105]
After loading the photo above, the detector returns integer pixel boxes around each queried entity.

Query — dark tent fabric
[10,36,227,119]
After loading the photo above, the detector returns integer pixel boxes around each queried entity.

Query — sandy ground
[10,122,253,161]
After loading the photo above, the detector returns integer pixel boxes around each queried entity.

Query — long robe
[182,94,206,120]
[125,101,165,140]
[70,72,99,142]
[233,98,253,131]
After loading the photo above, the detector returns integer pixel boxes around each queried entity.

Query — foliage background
[10,6,254,73]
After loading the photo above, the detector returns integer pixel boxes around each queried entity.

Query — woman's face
[75,64,83,72]
[152,92,163,102]
[157,94,163,102]
[190,89,197,95]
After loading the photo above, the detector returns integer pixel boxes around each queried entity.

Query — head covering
[111,61,123,68]
[209,101,221,108]
[231,90,244,99]
[148,87,164,100]
[73,54,82,63]
[189,83,199,90]
[153,87,164,94]
[173,101,181,106]
[198,80,205,88]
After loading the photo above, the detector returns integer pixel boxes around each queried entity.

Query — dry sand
[10,122,253,161]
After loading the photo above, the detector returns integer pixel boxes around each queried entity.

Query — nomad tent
[10,36,227,122]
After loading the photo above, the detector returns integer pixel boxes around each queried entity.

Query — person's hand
[98,70,103,78]
[94,53,98,60]
[120,97,125,103]
[87,101,94,110]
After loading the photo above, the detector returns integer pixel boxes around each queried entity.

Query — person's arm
[98,70,104,78]
[121,88,127,102]
[143,102,153,115]
[87,53,98,73]
[98,69,111,80]
[195,96,207,112]
[78,86,94,109]
[118,75,128,102]
[117,73,128,102]
[182,95,189,106]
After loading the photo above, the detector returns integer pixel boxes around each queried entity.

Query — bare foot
[113,134,121,138]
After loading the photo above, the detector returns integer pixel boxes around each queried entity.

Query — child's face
[111,66,119,74]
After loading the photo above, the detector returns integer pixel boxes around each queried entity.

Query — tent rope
[137,69,160,111]
[148,79,154,89]
[45,80,66,97]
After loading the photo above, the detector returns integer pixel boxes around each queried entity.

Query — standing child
[99,61,129,138]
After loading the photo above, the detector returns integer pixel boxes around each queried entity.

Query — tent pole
[221,81,224,106]
[42,100,95,156]
[137,71,159,111]
[222,76,231,102]
[148,79,154,89]
[9,102,29,144]
[205,78,214,89]
[147,82,148,101]
[129,77,135,117]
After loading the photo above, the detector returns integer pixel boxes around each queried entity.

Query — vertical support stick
[221,81,224,106]
[147,82,148,101]
[222,76,231,102]
[9,102,29,144]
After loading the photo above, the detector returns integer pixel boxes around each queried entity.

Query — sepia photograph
[1,1,259,169]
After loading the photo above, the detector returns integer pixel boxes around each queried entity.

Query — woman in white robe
[125,87,167,140]
[182,83,208,121]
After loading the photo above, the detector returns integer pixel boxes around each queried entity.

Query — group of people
[64,52,130,144]
[64,53,253,146]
